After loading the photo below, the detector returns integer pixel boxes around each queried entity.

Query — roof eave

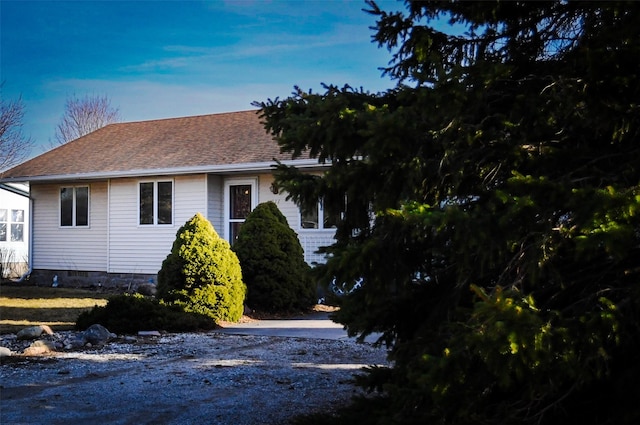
[0,159,327,184]
[0,183,30,197]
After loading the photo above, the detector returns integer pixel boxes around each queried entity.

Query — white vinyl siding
[31,182,108,271]
[108,175,207,274]
[298,232,335,265]
[207,175,224,235]
[257,174,298,228]
[28,171,334,277]
[257,174,334,264]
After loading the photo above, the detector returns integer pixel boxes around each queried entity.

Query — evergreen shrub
[75,293,216,334]
[157,213,246,322]
[233,201,315,313]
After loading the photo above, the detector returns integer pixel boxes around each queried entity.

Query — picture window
[300,200,339,230]
[60,186,89,227]
[139,181,173,225]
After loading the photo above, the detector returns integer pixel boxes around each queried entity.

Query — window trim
[299,199,339,231]
[0,209,7,242]
[223,178,257,242]
[138,179,174,226]
[59,186,90,228]
[10,209,25,242]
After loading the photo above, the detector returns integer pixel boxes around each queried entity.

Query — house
[0,110,335,289]
[0,183,30,279]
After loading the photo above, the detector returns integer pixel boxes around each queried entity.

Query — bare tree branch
[0,85,34,173]
[54,94,120,145]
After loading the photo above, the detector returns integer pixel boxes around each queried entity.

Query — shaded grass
[0,284,109,334]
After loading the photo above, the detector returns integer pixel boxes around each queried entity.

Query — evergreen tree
[256,1,640,423]
[157,213,246,322]
[233,201,315,313]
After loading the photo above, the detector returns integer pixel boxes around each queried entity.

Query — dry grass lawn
[0,284,109,334]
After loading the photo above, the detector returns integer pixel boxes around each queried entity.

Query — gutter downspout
[17,194,33,282]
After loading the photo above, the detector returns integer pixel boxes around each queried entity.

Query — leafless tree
[54,94,120,145]
[0,86,33,173]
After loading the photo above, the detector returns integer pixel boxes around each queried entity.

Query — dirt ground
[0,330,389,425]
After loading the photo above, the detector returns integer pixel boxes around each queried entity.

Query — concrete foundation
[26,269,157,294]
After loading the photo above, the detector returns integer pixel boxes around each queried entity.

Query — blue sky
[1,0,401,158]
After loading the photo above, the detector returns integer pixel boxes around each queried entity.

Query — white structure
[0,111,334,288]
[0,183,29,279]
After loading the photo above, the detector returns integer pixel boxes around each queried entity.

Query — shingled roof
[1,110,312,182]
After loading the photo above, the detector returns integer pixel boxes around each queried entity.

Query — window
[10,209,24,241]
[139,181,173,225]
[60,186,89,227]
[300,200,340,230]
[0,209,6,241]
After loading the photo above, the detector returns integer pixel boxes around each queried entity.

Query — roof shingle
[1,110,297,180]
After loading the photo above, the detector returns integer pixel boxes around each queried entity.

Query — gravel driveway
[0,314,389,425]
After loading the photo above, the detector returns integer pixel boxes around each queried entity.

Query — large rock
[22,340,56,356]
[0,346,12,357]
[16,325,54,340]
[80,324,115,346]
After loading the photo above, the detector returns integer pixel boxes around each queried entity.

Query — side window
[139,180,173,225]
[10,209,24,242]
[300,203,319,229]
[75,187,88,226]
[60,186,89,227]
[0,209,7,241]
[300,200,339,230]
[157,181,173,225]
[139,182,154,225]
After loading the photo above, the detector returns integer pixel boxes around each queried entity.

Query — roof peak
[118,109,260,126]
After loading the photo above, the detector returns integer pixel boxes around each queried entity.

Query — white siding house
[30,182,108,271]
[0,183,30,279]
[0,111,334,288]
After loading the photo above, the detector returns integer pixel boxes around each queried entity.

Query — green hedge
[76,293,216,334]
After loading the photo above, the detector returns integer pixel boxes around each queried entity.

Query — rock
[138,331,161,337]
[69,337,87,349]
[0,346,12,357]
[50,339,65,351]
[81,324,115,345]
[16,325,54,340]
[22,340,55,356]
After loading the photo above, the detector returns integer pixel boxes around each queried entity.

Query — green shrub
[75,293,216,334]
[157,213,246,322]
[233,201,315,313]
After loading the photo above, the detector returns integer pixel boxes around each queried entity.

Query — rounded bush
[157,213,246,322]
[233,201,315,313]
[75,294,216,334]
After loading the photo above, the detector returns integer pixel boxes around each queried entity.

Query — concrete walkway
[216,311,379,342]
